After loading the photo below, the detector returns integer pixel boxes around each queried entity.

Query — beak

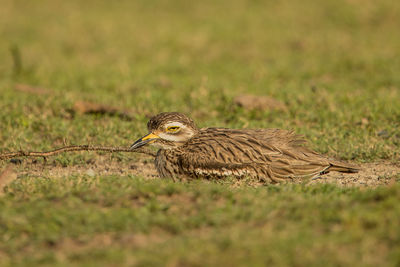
[130,133,160,150]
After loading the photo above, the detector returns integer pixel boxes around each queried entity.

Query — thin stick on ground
[0,145,156,161]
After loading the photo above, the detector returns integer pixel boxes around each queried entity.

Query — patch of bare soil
[307,162,400,187]
[6,158,400,187]
[54,230,169,252]
[12,156,158,180]
[233,94,287,112]
[14,84,51,95]
[12,230,171,264]
[72,101,134,120]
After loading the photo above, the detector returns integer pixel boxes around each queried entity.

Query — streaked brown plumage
[130,112,359,183]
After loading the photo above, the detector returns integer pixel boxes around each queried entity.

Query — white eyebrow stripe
[165,122,185,128]
[158,132,187,142]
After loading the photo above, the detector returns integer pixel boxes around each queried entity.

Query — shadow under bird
[130,112,359,183]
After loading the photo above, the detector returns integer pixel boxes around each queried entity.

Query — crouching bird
[130,112,358,183]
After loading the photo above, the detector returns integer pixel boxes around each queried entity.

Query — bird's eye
[167,126,180,132]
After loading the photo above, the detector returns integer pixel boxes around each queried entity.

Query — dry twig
[0,145,155,161]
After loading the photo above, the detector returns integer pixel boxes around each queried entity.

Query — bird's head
[130,112,199,150]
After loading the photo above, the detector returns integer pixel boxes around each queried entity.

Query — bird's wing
[178,153,257,178]
[177,128,331,181]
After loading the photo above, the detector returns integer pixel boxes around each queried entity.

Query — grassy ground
[1,0,400,265]
[1,177,400,266]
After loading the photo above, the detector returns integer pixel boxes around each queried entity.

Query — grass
[1,176,400,266]
[0,0,400,265]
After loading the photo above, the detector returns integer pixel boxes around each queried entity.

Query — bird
[130,112,359,183]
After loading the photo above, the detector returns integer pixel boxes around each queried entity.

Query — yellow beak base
[130,133,160,150]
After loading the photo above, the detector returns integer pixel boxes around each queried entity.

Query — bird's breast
[155,149,183,178]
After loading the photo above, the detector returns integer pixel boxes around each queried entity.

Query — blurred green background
[1,0,399,161]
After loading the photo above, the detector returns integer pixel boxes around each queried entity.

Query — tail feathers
[327,161,360,173]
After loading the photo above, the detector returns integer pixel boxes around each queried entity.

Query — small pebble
[130,164,138,170]
[86,168,95,177]
[10,158,22,165]
[377,130,390,139]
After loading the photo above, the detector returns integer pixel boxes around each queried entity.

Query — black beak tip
[129,139,143,150]
[130,133,158,150]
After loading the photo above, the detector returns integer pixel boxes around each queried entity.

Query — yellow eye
[167,126,180,132]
